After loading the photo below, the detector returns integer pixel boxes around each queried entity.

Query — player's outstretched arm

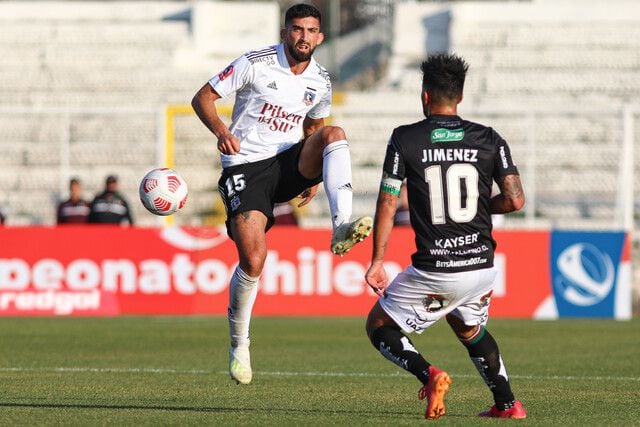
[191,84,240,155]
[491,174,525,214]
[365,184,398,295]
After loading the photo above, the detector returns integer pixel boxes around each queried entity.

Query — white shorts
[379,265,497,334]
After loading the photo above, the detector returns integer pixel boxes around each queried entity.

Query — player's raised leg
[366,302,451,420]
[446,314,526,418]
[298,125,372,255]
[227,211,268,385]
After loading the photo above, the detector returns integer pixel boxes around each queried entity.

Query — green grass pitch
[0,316,638,425]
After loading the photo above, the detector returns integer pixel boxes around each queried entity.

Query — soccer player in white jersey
[365,54,527,419]
[191,3,372,385]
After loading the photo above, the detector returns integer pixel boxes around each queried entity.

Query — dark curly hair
[420,54,469,104]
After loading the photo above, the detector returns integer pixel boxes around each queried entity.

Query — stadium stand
[0,0,638,241]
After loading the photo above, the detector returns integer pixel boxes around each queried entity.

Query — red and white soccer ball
[139,168,188,216]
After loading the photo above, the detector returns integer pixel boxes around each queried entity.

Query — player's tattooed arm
[366,174,399,295]
[371,173,400,261]
[491,174,525,214]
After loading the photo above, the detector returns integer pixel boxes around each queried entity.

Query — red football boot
[418,365,452,420]
[479,400,527,419]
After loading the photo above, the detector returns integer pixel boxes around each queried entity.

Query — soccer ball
[139,168,188,216]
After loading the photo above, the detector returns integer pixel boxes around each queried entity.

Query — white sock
[228,266,259,348]
[322,139,353,229]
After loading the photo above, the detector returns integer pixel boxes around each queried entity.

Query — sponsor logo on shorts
[230,196,241,211]
[480,290,493,307]
[422,294,450,313]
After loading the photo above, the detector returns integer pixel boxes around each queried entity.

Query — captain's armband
[380,174,402,196]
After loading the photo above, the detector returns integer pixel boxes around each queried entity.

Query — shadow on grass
[0,401,430,418]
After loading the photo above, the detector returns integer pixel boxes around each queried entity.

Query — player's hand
[296,184,319,207]
[365,261,389,297]
[217,132,241,155]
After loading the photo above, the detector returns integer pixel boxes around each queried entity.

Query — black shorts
[218,141,322,238]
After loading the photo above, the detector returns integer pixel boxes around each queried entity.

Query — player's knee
[446,313,477,339]
[365,310,380,340]
[365,303,392,341]
[365,318,378,341]
[320,125,346,145]
[239,254,266,277]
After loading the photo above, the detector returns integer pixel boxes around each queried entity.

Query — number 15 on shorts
[225,174,246,196]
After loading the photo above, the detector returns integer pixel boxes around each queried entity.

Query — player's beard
[287,42,315,62]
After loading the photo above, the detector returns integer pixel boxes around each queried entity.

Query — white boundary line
[0,367,638,382]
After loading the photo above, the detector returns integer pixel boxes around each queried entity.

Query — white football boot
[229,345,252,385]
[330,216,373,256]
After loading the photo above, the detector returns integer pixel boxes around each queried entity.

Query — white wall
[192,0,279,56]
[393,0,640,60]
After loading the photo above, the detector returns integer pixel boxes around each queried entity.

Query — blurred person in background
[191,3,372,385]
[0,203,6,225]
[88,175,134,225]
[273,201,299,225]
[57,178,90,224]
[365,54,526,420]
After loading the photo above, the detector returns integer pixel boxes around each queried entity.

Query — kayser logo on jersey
[257,102,303,133]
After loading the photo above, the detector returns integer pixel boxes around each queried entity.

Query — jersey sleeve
[379,131,405,196]
[382,130,406,180]
[208,55,253,98]
[492,130,519,180]
[307,82,332,119]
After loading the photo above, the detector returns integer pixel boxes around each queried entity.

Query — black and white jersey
[382,114,519,273]
[209,43,332,168]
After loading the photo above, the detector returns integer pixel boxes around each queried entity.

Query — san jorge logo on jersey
[218,65,234,81]
[431,128,464,143]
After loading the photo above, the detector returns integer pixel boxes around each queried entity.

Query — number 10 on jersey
[425,164,479,224]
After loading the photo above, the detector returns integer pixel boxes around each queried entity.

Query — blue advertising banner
[550,231,626,318]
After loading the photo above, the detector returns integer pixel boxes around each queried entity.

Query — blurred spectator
[57,178,90,224]
[88,175,134,225]
[273,201,299,225]
[393,180,410,226]
[0,204,6,226]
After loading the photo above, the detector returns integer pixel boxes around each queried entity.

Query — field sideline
[0,317,638,425]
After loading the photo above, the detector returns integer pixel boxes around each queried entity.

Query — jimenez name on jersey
[382,115,519,273]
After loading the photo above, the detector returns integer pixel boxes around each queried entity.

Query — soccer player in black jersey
[365,54,527,420]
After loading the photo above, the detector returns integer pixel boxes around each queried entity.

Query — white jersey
[209,43,332,168]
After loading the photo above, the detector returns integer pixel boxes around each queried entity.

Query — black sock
[370,326,431,385]
[461,326,516,410]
